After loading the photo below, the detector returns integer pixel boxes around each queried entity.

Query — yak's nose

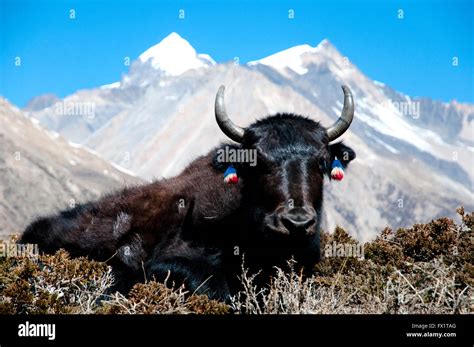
[280,207,316,234]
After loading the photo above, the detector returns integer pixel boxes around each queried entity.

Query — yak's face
[213,85,356,242]
[241,115,355,239]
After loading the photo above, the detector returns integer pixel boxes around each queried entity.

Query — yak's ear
[212,143,244,172]
[329,142,356,168]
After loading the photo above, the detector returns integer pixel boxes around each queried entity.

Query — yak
[20,85,356,300]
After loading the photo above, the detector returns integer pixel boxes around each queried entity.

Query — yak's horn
[215,85,244,143]
[327,85,354,141]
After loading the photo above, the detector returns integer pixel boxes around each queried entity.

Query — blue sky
[0,0,472,107]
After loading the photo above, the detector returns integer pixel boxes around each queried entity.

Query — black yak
[20,85,356,300]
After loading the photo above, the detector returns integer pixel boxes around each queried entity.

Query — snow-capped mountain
[139,32,215,75]
[251,40,474,180]
[26,33,215,144]
[21,33,474,241]
[248,40,329,75]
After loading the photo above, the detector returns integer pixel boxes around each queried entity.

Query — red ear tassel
[223,165,238,184]
[331,167,344,181]
[225,174,238,184]
[331,158,344,181]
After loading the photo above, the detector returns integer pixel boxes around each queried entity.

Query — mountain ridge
[18,33,474,240]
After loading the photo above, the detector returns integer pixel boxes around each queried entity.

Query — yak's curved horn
[327,85,355,141]
[215,85,244,143]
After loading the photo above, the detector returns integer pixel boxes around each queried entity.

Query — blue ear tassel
[224,165,238,184]
[331,158,344,181]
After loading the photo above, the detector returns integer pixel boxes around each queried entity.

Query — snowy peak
[138,32,215,76]
[248,44,317,75]
[248,39,342,75]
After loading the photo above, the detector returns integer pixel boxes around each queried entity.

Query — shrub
[101,281,228,314]
[0,250,113,314]
[1,208,472,314]
[231,208,473,314]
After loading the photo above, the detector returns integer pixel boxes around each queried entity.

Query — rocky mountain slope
[0,98,142,237]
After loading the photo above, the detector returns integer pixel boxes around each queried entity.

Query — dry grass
[231,207,473,314]
[101,281,229,314]
[0,250,114,314]
[230,257,471,314]
[0,208,472,314]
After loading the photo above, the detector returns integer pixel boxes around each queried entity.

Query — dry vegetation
[1,208,472,314]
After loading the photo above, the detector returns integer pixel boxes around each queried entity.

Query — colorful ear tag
[331,158,344,181]
[224,165,238,184]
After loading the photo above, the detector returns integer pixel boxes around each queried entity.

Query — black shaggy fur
[20,113,356,300]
